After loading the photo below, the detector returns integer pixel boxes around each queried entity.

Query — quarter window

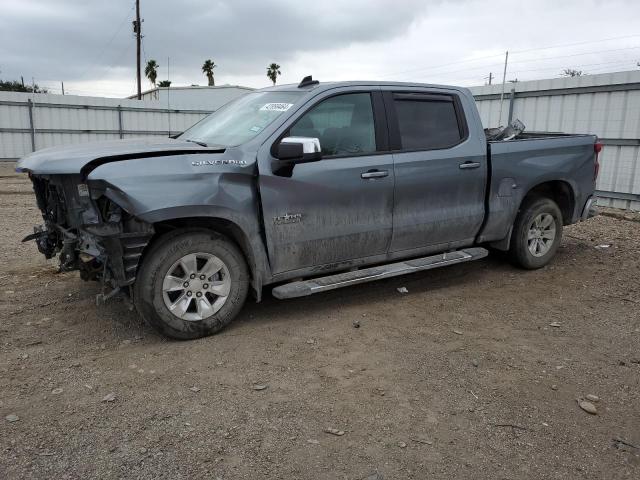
[290,93,377,156]
[393,95,464,150]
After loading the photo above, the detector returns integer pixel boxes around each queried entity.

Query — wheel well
[146,217,260,299]
[521,181,575,225]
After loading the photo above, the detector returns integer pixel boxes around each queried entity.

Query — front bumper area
[25,172,154,289]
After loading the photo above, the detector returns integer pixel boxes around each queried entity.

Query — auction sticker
[260,103,293,112]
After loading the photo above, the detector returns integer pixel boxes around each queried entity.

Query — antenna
[298,75,319,88]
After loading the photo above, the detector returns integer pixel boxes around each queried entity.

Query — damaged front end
[24,173,154,296]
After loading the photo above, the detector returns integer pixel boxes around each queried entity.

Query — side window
[393,95,463,150]
[290,93,376,156]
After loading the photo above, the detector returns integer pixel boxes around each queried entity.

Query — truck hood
[16,138,224,175]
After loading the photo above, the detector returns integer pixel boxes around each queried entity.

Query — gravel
[1,163,639,479]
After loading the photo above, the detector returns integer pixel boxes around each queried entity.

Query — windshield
[179,91,304,147]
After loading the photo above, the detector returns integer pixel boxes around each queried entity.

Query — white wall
[138,85,253,110]
[0,91,211,161]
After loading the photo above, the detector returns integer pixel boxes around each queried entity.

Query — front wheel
[134,230,249,339]
[509,197,563,269]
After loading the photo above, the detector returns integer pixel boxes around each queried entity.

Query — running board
[272,247,488,299]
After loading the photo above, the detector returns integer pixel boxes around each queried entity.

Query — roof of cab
[259,79,471,96]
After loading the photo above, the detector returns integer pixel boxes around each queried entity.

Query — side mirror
[276,137,322,163]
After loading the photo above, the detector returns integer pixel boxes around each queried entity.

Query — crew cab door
[383,89,487,252]
[257,89,394,275]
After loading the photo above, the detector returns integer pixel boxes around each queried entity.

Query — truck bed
[477,133,597,245]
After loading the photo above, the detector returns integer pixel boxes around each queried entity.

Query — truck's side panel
[256,86,396,275]
[382,87,488,252]
[477,135,597,244]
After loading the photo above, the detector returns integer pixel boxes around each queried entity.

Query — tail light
[593,142,603,181]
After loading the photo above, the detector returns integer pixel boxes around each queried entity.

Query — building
[128,85,253,111]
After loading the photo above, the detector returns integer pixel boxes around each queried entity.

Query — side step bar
[272,247,488,299]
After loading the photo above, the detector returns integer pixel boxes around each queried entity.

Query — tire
[134,230,249,340]
[509,197,563,269]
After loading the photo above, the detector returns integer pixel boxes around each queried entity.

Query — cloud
[0,0,433,93]
[1,0,639,97]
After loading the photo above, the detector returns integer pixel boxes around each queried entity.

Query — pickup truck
[17,76,601,339]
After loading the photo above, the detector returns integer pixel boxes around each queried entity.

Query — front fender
[87,153,272,292]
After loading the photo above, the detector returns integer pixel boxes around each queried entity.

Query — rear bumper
[580,196,598,221]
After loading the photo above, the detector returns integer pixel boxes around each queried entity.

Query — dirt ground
[0,162,638,480]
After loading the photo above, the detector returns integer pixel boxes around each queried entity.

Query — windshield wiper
[184,139,209,147]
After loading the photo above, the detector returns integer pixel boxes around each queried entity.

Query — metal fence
[2,72,640,211]
[470,70,640,211]
[0,91,211,161]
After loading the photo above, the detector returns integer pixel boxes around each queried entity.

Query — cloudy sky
[1,0,639,97]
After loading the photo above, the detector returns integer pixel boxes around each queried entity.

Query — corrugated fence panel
[471,70,640,211]
[0,103,30,129]
[0,131,32,158]
[3,74,640,210]
[0,91,214,161]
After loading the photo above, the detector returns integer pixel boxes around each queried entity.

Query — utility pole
[497,51,509,127]
[484,72,493,85]
[487,72,493,85]
[167,56,171,136]
[134,0,142,100]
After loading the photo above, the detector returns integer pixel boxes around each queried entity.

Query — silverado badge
[192,159,248,166]
[273,213,302,225]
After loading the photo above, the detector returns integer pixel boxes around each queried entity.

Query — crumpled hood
[16,138,223,175]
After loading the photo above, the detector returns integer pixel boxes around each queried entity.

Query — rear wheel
[509,197,563,269]
[134,230,249,339]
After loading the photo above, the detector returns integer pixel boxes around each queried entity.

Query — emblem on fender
[192,159,248,166]
[274,213,302,225]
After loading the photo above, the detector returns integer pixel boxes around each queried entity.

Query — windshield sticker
[249,125,262,132]
[260,103,293,112]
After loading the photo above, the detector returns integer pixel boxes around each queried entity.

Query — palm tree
[267,63,281,85]
[202,59,217,86]
[144,59,159,87]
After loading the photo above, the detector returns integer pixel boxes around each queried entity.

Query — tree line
[0,60,283,95]
[0,79,48,93]
[144,59,282,89]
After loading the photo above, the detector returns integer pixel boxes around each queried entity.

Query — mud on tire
[134,230,249,340]
[509,197,563,270]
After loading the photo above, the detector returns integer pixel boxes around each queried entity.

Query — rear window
[393,95,464,150]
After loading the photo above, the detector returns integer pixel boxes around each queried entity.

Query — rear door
[384,89,487,252]
[258,88,394,275]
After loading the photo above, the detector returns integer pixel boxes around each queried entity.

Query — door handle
[361,169,389,179]
[459,161,481,170]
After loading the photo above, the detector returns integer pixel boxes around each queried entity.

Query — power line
[378,52,505,79]
[509,33,640,55]
[431,58,639,85]
[507,45,640,65]
[76,1,136,81]
[141,36,148,65]
[405,45,640,82]
[511,58,639,75]
[380,34,640,80]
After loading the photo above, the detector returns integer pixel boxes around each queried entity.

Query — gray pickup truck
[17,77,601,339]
